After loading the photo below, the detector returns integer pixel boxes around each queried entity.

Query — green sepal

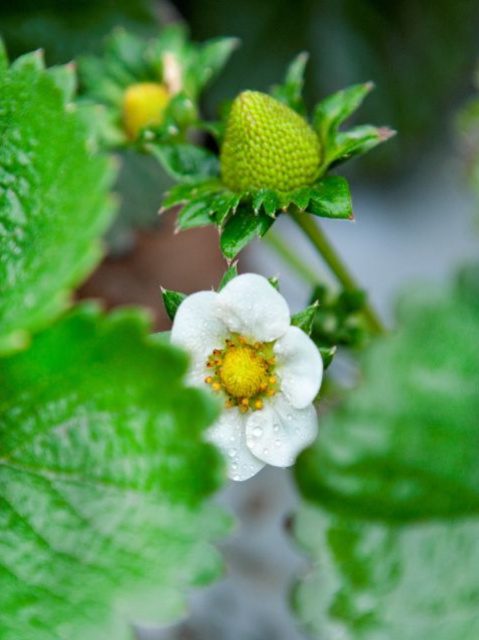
[271,51,308,114]
[140,93,199,144]
[313,81,374,140]
[303,176,353,219]
[268,276,280,290]
[162,180,223,209]
[164,175,352,249]
[313,81,395,172]
[218,263,238,290]
[161,288,187,321]
[291,301,320,336]
[148,142,220,182]
[328,125,396,170]
[183,36,240,98]
[177,200,212,230]
[252,189,281,217]
[319,345,337,370]
[220,206,274,260]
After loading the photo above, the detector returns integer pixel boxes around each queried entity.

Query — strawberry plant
[0,15,477,640]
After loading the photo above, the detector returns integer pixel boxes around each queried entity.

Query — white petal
[171,291,228,385]
[274,326,323,409]
[207,408,265,481]
[217,273,290,342]
[245,394,318,467]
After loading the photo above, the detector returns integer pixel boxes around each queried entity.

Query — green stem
[290,210,386,335]
[264,230,320,285]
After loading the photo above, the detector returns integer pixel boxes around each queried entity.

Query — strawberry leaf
[0,48,116,354]
[0,304,230,640]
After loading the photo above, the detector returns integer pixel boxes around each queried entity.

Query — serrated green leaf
[291,302,319,336]
[294,503,479,640]
[218,263,238,290]
[271,52,308,113]
[297,273,479,520]
[47,63,78,103]
[10,49,45,72]
[161,288,187,320]
[0,38,8,74]
[305,176,353,219]
[293,271,479,639]
[0,305,230,640]
[220,206,274,260]
[149,143,220,182]
[0,51,116,354]
[313,81,373,142]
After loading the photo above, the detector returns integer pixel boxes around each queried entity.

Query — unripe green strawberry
[220,91,321,193]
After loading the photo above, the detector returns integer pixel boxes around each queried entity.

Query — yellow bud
[122,82,170,140]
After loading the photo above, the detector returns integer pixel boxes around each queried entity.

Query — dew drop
[252,426,263,437]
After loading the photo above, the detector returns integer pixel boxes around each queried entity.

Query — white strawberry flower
[171,273,323,481]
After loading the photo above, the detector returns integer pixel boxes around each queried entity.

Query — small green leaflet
[293,268,479,639]
[0,47,116,354]
[0,304,230,640]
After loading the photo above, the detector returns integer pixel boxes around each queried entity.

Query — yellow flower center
[205,335,278,412]
[122,82,170,140]
[220,346,268,399]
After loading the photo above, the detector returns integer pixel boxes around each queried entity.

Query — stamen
[204,334,278,412]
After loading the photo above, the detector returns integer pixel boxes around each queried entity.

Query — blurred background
[2,1,479,638]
